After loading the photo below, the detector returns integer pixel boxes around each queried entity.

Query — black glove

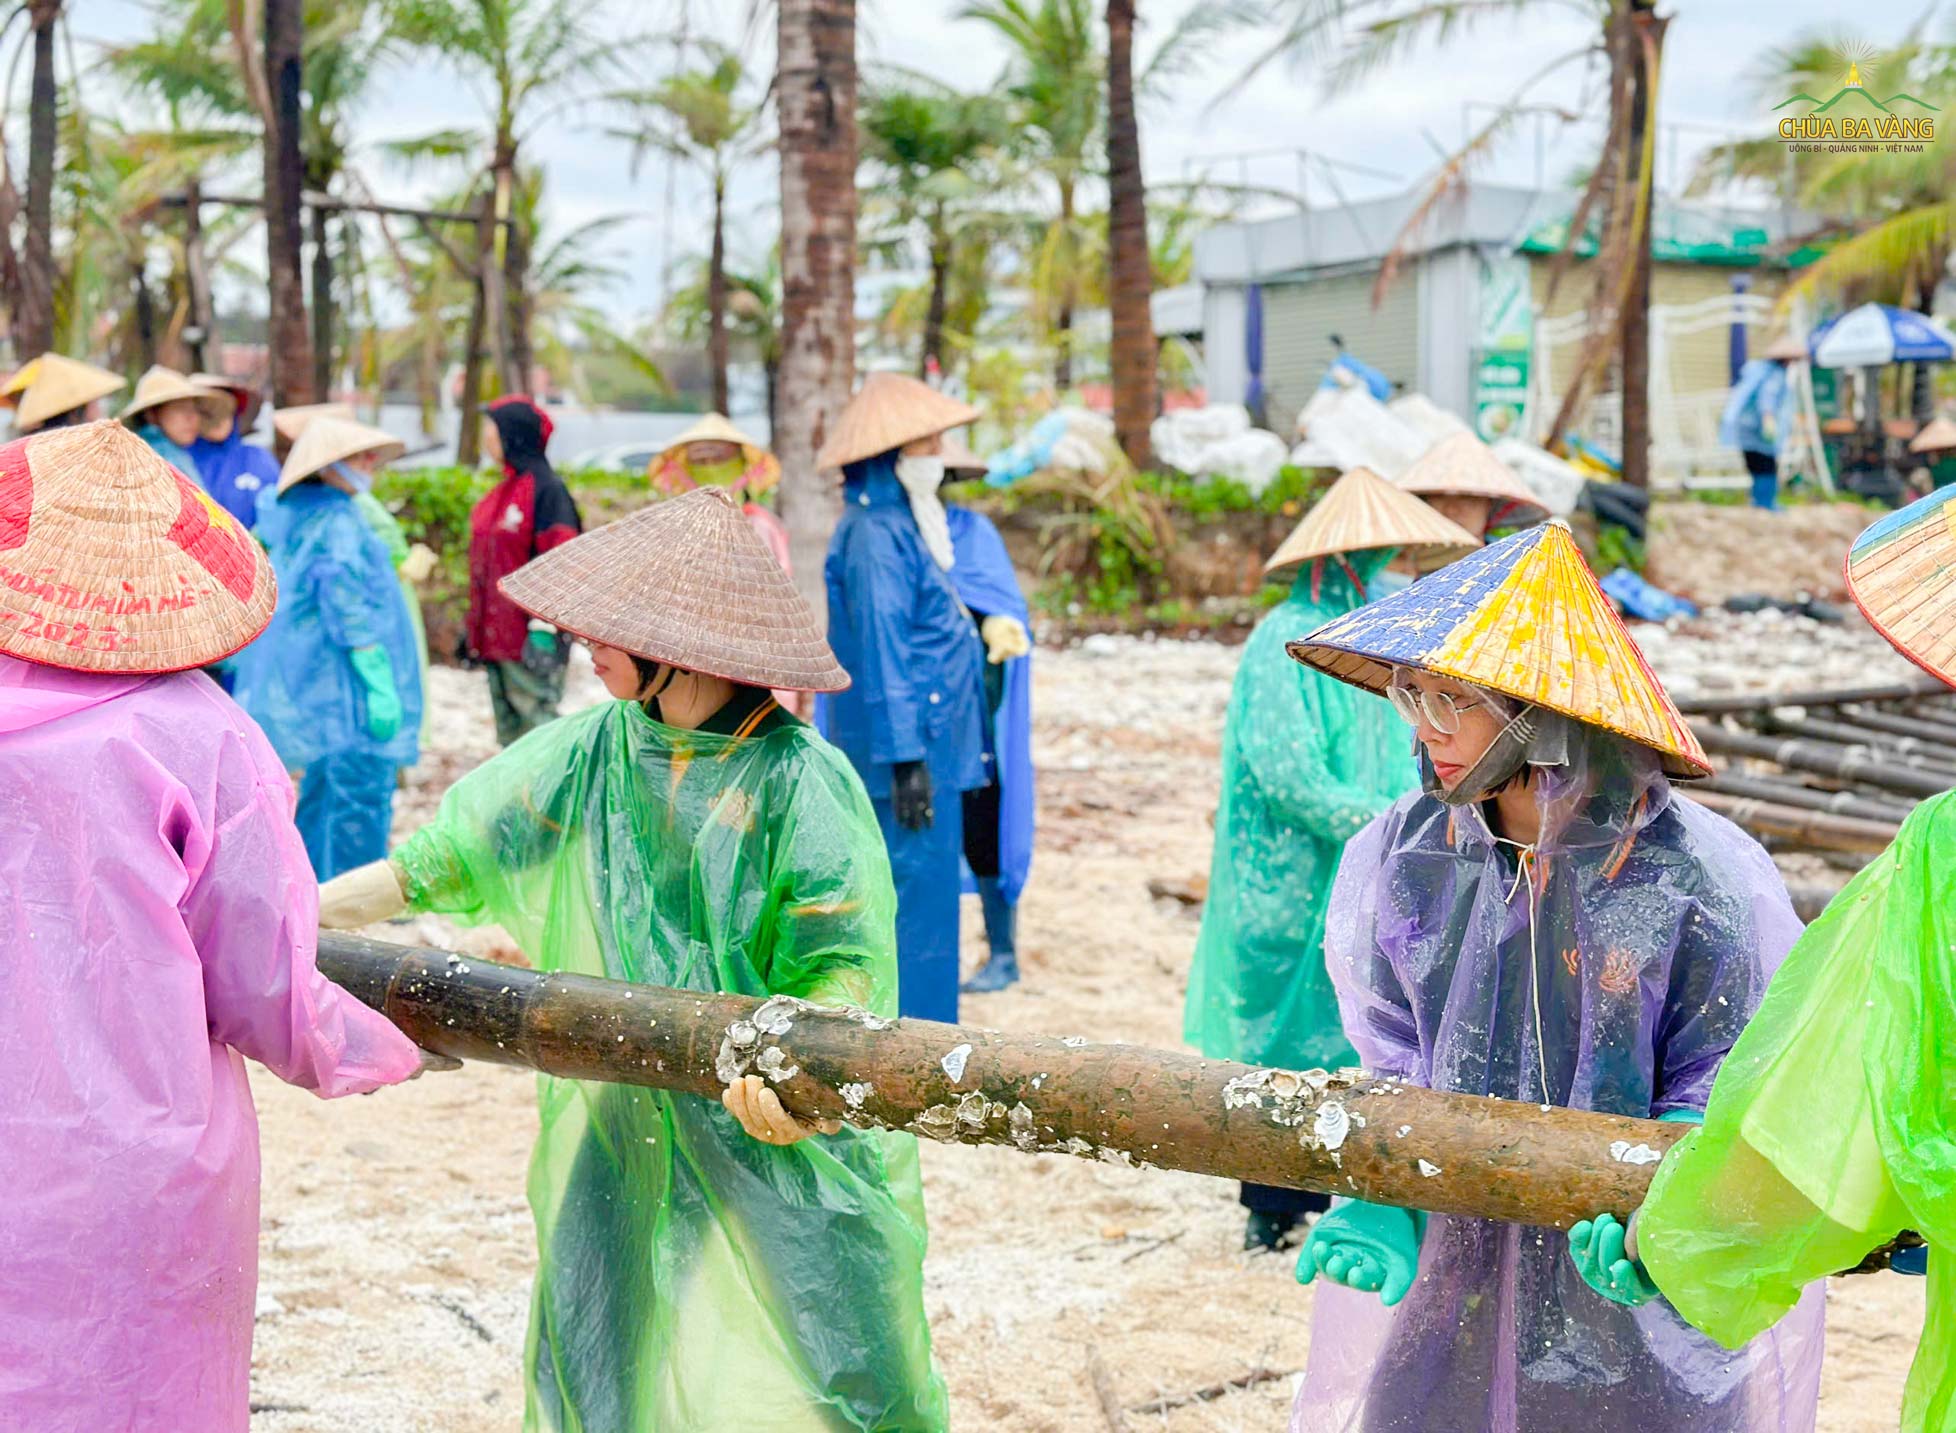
[892,760,934,831]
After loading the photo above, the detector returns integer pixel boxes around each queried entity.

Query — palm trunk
[1105,0,1155,469]
[1054,179,1075,392]
[18,0,61,359]
[775,0,858,625]
[262,0,313,404]
[456,187,495,466]
[709,172,730,413]
[487,154,518,392]
[505,173,535,393]
[183,178,220,373]
[921,203,949,380]
[1617,2,1663,491]
[309,202,334,399]
[130,258,155,367]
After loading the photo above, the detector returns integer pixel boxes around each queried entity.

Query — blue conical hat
[1287,520,1710,778]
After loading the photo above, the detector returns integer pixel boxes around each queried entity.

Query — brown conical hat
[1394,432,1549,524]
[0,420,275,673]
[119,365,232,425]
[271,401,355,442]
[816,372,980,470]
[1264,465,1480,575]
[500,486,849,693]
[940,432,987,475]
[14,355,127,432]
[1909,417,1956,454]
[277,415,406,494]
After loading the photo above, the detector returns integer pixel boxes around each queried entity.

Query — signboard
[1475,257,1534,441]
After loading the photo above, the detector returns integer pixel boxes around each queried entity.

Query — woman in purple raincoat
[0,420,423,1433]
[1283,522,1823,1432]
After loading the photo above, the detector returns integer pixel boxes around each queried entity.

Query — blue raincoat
[234,482,422,880]
[135,425,201,483]
[190,423,281,531]
[946,505,1034,906]
[822,453,986,1023]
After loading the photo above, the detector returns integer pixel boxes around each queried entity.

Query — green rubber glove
[1568,1108,1700,1308]
[348,644,402,742]
[1296,1199,1425,1306]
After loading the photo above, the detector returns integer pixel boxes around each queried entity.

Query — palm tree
[613,43,769,413]
[16,0,61,358]
[775,0,858,621]
[859,83,1008,380]
[262,0,313,402]
[665,250,782,430]
[1253,0,1668,486]
[1104,0,1153,467]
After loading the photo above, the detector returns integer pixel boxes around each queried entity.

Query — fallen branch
[1087,1346,1132,1432]
[1127,1365,1290,1416]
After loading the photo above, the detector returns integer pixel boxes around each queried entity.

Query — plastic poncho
[1293,728,1824,1432]
[1717,359,1793,458]
[1637,789,1956,1431]
[190,423,280,530]
[821,453,986,1024]
[0,656,420,1433]
[1184,550,1416,1068]
[235,481,422,769]
[389,696,949,1432]
[354,488,432,741]
[945,505,1034,905]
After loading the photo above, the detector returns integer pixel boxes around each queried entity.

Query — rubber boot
[961,877,1020,993]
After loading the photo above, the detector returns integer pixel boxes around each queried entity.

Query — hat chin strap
[1429,705,1540,807]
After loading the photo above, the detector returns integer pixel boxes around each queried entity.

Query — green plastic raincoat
[391,695,948,1432]
[1636,789,1956,1432]
[1183,549,1416,1068]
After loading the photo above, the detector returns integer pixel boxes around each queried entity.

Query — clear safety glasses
[1387,683,1484,735]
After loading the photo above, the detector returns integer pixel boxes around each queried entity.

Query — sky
[81,0,1898,321]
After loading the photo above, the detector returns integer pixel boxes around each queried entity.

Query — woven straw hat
[1395,432,1549,525]
[0,420,275,673]
[816,372,980,470]
[1761,331,1808,363]
[190,371,253,414]
[1908,417,1956,454]
[14,354,128,432]
[1265,466,1480,575]
[650,412,781,497]
[2,355,42,403]
[277,415,406,494]
[940,433,987,475]
[501,486,849,693]
[1288,519,1710,778]
[1844,485,1956,689]
[120,365,232,426]
[272,401,356,443]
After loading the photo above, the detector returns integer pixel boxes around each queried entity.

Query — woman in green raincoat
[318,486,947,1432]
[1183,466,1478,1250]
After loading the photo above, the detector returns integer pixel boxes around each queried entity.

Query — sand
[248,628,1924,1431]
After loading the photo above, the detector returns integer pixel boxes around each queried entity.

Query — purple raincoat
[1293,726,1824,1432]
[0,655,421,1432]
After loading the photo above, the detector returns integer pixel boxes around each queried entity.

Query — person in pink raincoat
[0,420,425,1433]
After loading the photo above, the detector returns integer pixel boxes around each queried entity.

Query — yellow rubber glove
[980,614,1031,665]
[318,860,407,929]
[400,543,439,584]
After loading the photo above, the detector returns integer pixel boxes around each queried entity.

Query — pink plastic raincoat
[0,655,421,1432]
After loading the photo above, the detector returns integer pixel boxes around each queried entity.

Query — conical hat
[191,371,254,413]
[1844,485,1956,689]
[1761,331,1808,363]
[271,401,355,442]
[940,433,987,475]
[1,355,42,402]
[119,365,232,424]
[14,354,127,432]
[0,420,275,673]
[1288,520,1710,777]
[1264,466,1480,575]
[277,415,406,494]
[1908,417,1956,454]
[816,372,980,470]
[650,412,781,497]
[500,486,849,693]
[1395,432,1549,524]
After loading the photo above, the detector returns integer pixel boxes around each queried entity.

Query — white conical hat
[1264,465,1480,575]
[119,365,231,425]
[276,415,406,494]
[816,373,980,470]
[13,354,127,432]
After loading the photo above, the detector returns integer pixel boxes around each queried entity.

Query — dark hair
[631,656,665,696]
[38,407,88,430]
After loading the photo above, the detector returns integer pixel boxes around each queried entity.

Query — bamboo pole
[1685,791,1900,854]
[1757,714,1956,778]
[1696,773,1915,825]
[317,933,1685,1230]
[1673,678,1948,716]
[1841,705,1956,746]
[1690,723,1954,799]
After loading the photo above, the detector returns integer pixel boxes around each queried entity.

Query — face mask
[894,455,955,571]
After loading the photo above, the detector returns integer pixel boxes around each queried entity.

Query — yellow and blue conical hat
[1844,484,1956,689]
[1287,519,1710,778]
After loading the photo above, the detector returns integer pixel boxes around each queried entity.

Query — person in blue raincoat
[189,373,282,530]
[819,373,988,1024]
[234,414,420,880]
[1719,337,1800,509]
[939,435,1034,993]
[120,365,230,482]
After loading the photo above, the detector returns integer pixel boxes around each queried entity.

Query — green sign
[1475,258,1533,440]
[1475,350,1531,441]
